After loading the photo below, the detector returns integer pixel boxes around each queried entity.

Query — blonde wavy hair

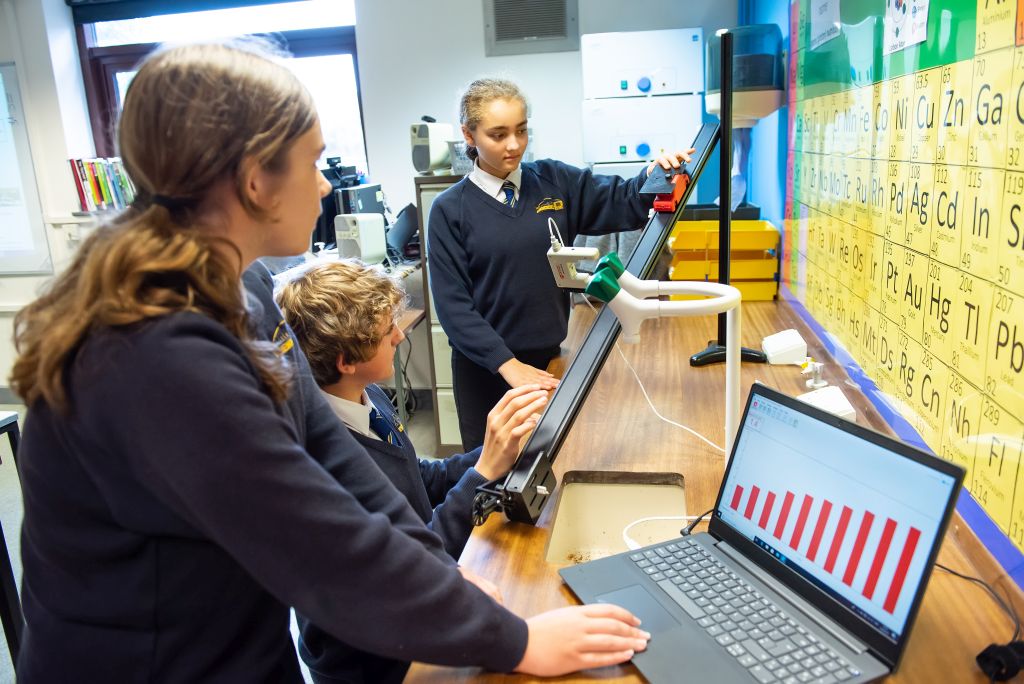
[275,260,407,387]
[10,41,318,410]
[458,78,528,160]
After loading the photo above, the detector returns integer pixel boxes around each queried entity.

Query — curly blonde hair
[10,41,317,410]
[275,260,408,386]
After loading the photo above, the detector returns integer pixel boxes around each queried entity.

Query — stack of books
[68,158,137,212]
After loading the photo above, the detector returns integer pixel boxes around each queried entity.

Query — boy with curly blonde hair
[276,259,548,684]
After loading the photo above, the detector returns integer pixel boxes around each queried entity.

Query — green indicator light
[619,145,627,155]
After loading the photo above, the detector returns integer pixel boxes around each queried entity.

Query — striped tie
[369,406,402,445]
[500,180,516,207]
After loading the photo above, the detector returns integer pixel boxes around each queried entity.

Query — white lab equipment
[797,385,856,421]
[761,328,808,365]
[580,28,705,178]
[334,213,387,264]
[547,244,742,456]
[410,122,453,173]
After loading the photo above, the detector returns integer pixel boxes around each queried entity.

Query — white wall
[354,0,738,210]
[0,0,94,393]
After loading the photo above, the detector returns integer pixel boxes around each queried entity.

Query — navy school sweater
[15,262,527,682]
[427,159,654,373]
[298,383,487,683]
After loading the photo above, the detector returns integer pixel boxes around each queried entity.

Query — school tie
[500,180,516,207]
[369,405,402,445]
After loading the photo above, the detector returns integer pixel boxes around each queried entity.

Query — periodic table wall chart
[784,0,1024,564]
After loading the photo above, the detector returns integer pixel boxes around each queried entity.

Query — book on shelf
[67,157,137,213]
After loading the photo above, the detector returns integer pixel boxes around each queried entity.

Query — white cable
[547,216,565,249]
[581,297,726,454]
[622,515,702,550]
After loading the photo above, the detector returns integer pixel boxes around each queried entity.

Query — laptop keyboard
[629,538,863,684]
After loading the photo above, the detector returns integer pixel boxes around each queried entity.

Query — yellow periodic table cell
[967,48,1013,170]
[889,74,915,163]
[885,159,910,243]
[910,67,941,164]
[870,79,893,161]
[939,371,984,490]
[807,97,824,155]
[824,93,841,157]
[833,279,853,339]
[863,230,885,304]
[817,155,835,217]
[997,174,1024,296]
[799,152,816,210]
[986,285,1024,414]
[950,270,995,390]
[914,344,949,452]
[852,84,873,159]
[1004,47,1024,171]
[806,209,825,267]
[898,247,928,343]
[836,89,857,157]
[867,159,888,235]
[855,297,882,372]
[935,60,974,166]
[879,239,904,323]
[891,330,925,430]
[971,397,1022,535]
[832,157,854,224]
[827,217,853,286]
[850,158,870,230]
[904,163,934,253]
[929,164,966,268]
[874,309,900,397]
[962,166,1005,281]
[848,225,872,300]
[922,259,955,368]
[844,294,870,369]
[806,264,827,322]
[976,0,1017,55]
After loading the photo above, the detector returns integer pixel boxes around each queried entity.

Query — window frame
[75,24,362,158]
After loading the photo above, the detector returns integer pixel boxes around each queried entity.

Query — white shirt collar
[469,159,521,203]
[320,388,380,441]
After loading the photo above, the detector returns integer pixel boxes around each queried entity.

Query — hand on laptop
[476,385,549,481]
[515,604,650,676]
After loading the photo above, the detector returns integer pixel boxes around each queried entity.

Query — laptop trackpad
[596,585,680,634]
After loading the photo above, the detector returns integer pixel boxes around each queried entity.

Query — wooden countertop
[406,299,1018,683]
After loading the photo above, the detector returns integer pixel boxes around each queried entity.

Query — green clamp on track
[584,269,621,304]
[593,252,625,278]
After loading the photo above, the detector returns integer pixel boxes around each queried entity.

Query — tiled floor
[0,402,438,682]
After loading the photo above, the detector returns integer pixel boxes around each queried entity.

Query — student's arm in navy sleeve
[87,317,528,672]
[427,195,514,373]
[547,160,652,241]
[419,449,487,558]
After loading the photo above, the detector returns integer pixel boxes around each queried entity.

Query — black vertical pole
[717,29,732,345]
[690,29,767,366]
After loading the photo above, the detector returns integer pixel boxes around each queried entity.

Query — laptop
[560,383,964,684]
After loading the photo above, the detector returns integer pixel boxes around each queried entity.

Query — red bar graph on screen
[774,491,795,539]
[732,480,925,614]
[758,491,776,530]
[884,527,922,613]
[862,518,897,600]
[806,500,833,562]
[744,486,761,520]
[824,506,853,574]
[730,484,744,511]
[843,511,875,586]
[789,495,814,550]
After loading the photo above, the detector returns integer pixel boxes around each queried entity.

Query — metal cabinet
[415,174,464,457]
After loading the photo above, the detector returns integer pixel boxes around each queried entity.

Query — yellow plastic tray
[669,256,778,281]
[667,219,780,251]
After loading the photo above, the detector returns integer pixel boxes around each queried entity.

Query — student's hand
[647,148,697,175]
[458,566,503,605]
[498,358,558,391]
[514,604,650,677]
[476,385,549,480]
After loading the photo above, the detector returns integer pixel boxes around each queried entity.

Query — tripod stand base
[690,341,767,367]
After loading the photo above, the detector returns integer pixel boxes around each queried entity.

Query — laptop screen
[716,390,958,643]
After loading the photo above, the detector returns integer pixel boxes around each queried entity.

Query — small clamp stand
[801,357,827,389]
